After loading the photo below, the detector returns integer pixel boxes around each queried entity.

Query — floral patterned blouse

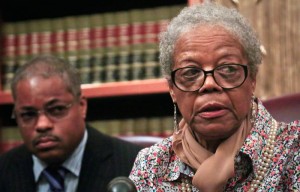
[129,100,300,191]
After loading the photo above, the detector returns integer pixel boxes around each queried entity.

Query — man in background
[0,55,141,191]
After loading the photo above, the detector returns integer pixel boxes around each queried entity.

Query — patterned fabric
[129,99,300,191]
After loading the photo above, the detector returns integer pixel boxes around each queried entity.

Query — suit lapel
[14,145,36,191]
[76,127,114,192]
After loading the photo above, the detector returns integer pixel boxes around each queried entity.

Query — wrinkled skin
[169,25,256,151]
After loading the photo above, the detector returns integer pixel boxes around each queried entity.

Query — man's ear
[79,96,88,119]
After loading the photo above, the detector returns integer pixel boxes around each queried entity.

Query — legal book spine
[51,18,66,59]
[77,52,92,84]
[77,15,91,53]
[155,5,172,34]
[160,116,173,137]
[116,11,132,82]
[39,19,53,55]
[103,12,119,82]
[1,23,17,91]
[153,6,173,78]
[118,49,132,81]
[107,119,122,136]
[89,13,106,84]
[88,116,173,137]
[90,48,105,84]
[119,118,135,136]
[129,9,145,80]
[90,13,105,50]
[77,15,92,84]
[133,117,148,136]
[129,9,145,50]
[143,43,159,80]
[104,48,119,83]
[15,21,30,68]
[104,12,118,50]
[130,45,145,81]
[89,120,110,135]
[143,8,159,80]
[28,20,41,58]
[147,116,163,137]
[64,16,79,68]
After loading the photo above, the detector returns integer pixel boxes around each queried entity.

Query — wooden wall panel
[189,0,300,99]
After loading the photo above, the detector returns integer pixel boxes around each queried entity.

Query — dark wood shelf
[82,79,169,98]
[0,92,12,104]
[0,79,169,105]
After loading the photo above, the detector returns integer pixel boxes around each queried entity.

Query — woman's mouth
[198,103,228,119]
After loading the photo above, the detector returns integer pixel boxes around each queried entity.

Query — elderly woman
[129,1,300,192]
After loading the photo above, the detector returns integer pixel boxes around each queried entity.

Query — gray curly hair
[159,1,262,80]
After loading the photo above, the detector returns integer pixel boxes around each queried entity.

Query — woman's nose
[198,74,223,93]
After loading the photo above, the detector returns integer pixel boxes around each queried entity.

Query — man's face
[14,75,87,164]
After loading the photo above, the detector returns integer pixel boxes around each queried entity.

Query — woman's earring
[173,103,179,133]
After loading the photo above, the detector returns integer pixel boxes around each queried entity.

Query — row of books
[0,116,174,154]
[1,4,185,91]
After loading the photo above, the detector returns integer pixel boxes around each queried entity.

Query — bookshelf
[3,0,298,154]
[0,79,169,105]
[0,0,187,154]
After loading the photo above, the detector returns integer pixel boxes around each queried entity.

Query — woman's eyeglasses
[171,64,248,92]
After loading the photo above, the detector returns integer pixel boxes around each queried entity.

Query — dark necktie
[43,166,66,192]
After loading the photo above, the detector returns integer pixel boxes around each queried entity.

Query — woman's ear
[168,80,177,103]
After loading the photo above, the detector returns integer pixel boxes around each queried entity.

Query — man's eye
[20,111,37,120]
[47,106,67,116]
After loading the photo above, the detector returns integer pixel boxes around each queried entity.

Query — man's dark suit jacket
[0,126,142,192]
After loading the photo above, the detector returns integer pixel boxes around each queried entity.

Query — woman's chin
[193,123,238,141]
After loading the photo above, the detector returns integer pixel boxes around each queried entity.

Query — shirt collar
[157,138,195,182]
[33,129,88,182]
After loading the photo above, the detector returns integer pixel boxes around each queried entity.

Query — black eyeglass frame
[171,64,248,92]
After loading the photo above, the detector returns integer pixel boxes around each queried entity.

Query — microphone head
[107,176,137,192]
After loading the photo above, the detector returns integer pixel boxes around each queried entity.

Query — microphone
[107,176,137,192]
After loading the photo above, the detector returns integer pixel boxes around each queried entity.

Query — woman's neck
[193,133,224,153]
[203,140,224,153]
